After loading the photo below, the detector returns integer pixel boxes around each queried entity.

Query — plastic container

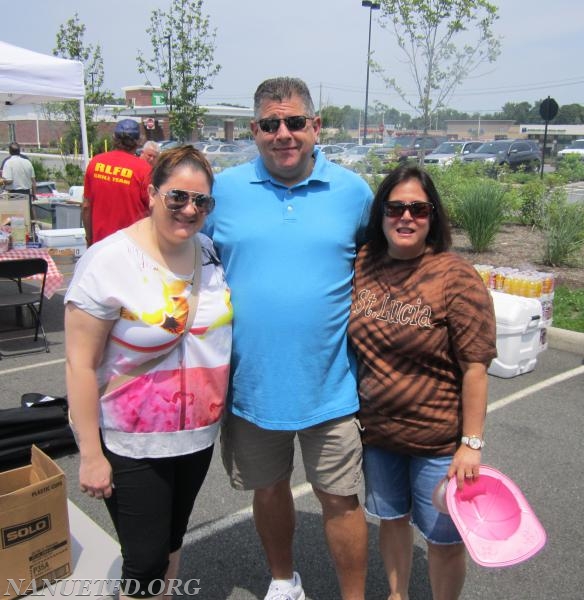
[0,231,9,253]
[37,228,86,261]
[446,465,546,568]
[55,202,82,229]
[10,216,26,248]
[37,228,86,248]
[488,290,543,378]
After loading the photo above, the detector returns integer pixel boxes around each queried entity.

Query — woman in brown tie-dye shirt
[349,164,497,600]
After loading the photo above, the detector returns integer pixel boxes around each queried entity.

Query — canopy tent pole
[78,98,89,169]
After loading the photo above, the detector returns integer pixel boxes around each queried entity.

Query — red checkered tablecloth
[0,248,64,299]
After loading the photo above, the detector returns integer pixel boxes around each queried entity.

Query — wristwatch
[461,435,485,450]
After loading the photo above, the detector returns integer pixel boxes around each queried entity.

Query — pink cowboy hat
[436,465,547,568]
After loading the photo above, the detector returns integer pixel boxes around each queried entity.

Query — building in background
[0,85,253,150]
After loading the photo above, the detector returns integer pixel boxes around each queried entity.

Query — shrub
[30,159,50,182]
[555,154,584,183]
[541,198,584,267]
[456,180,507,252]
[516,179,548,227]
[63,163,84,187]
[426,161,500,227]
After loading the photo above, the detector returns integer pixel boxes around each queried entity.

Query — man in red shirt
[82,119,151,246]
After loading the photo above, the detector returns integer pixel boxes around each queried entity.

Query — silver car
[424,141,483,167]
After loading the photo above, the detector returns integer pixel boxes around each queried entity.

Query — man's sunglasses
[383,201,434,219]
[257,115,314,134]
[158,189,215,214]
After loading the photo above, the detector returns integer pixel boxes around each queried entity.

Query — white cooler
[488,290,544,378]
[37,227,86,261]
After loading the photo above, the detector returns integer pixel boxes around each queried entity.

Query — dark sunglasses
[158,189,215,214]
[383,201,433,219]
[257,115,314,134]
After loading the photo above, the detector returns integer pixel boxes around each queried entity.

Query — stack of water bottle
[474,265,554,328]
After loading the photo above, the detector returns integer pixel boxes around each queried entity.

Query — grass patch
[552,286,584,333]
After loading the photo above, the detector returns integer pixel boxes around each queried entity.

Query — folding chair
[0,258,50,357]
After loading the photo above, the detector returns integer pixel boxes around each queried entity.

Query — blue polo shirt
[207,149,372,429]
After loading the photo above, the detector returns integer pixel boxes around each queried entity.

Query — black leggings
[102,444,214,598]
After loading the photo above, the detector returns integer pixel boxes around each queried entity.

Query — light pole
[89,71,97,96]
[361,1,380,145]
[165,34,173,139]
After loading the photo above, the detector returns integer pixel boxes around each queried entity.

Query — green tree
[496,101,533,124]
[51,13,112,153]
[137,0,220,141]
[374,0,501,134]
[372,102,414,131]
[556,103,584,125]
[320,105,346,129]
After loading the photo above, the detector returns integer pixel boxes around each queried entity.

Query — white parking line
[185,364,584,544]
[186,364,584,543]
[5,360,584,548]
[487,364,584,413]
[185,483,313,543]
[0,357,65,375]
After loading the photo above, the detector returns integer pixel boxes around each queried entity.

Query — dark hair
[151,145,214,191]
[366,164,452,257]
[113,133,139,152]
[8,142,20,156]
[253,77,315,118]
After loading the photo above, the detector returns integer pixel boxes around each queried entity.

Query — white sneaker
[264,571,306,600]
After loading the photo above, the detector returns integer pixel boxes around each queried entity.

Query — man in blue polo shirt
[207,77,372,600]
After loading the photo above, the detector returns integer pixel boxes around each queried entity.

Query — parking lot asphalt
[1,268,583,600]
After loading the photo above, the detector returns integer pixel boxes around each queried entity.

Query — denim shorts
[362,445,462,544]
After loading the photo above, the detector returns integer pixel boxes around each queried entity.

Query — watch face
[469,437,482,450]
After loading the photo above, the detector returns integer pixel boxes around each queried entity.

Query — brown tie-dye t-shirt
[348,246,497,456]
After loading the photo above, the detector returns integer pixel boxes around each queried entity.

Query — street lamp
[361,1,380,144]
[165,34,173,139]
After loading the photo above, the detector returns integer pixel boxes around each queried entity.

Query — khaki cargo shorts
[221,413,363,496]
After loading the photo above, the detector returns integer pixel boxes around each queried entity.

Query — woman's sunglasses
[383,201,433,219]
[257,115,314,134]
[158,189,215,214]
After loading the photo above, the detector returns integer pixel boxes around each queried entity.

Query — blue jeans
[363,445,462,544]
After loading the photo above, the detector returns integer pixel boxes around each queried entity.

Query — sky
[2,0,584,117]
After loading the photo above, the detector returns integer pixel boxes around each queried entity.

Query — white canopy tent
[0,41,89,168]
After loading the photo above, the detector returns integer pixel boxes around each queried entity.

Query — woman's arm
[64,302,115,499]
[447,360,488,489]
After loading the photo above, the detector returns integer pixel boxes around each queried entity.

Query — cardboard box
[0,196,30,230]
[0,446,71,599]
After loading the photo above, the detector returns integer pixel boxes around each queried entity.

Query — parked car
[335,144,383,171]
[336,142,358,151]
[462,139,541,171]
[204,143,258,172]
[557,139,584,160]
[372,135,442,164]
[136,139,181,156]
[424,140,484,167]
[202,143,241,155]
[316,144,347,163]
